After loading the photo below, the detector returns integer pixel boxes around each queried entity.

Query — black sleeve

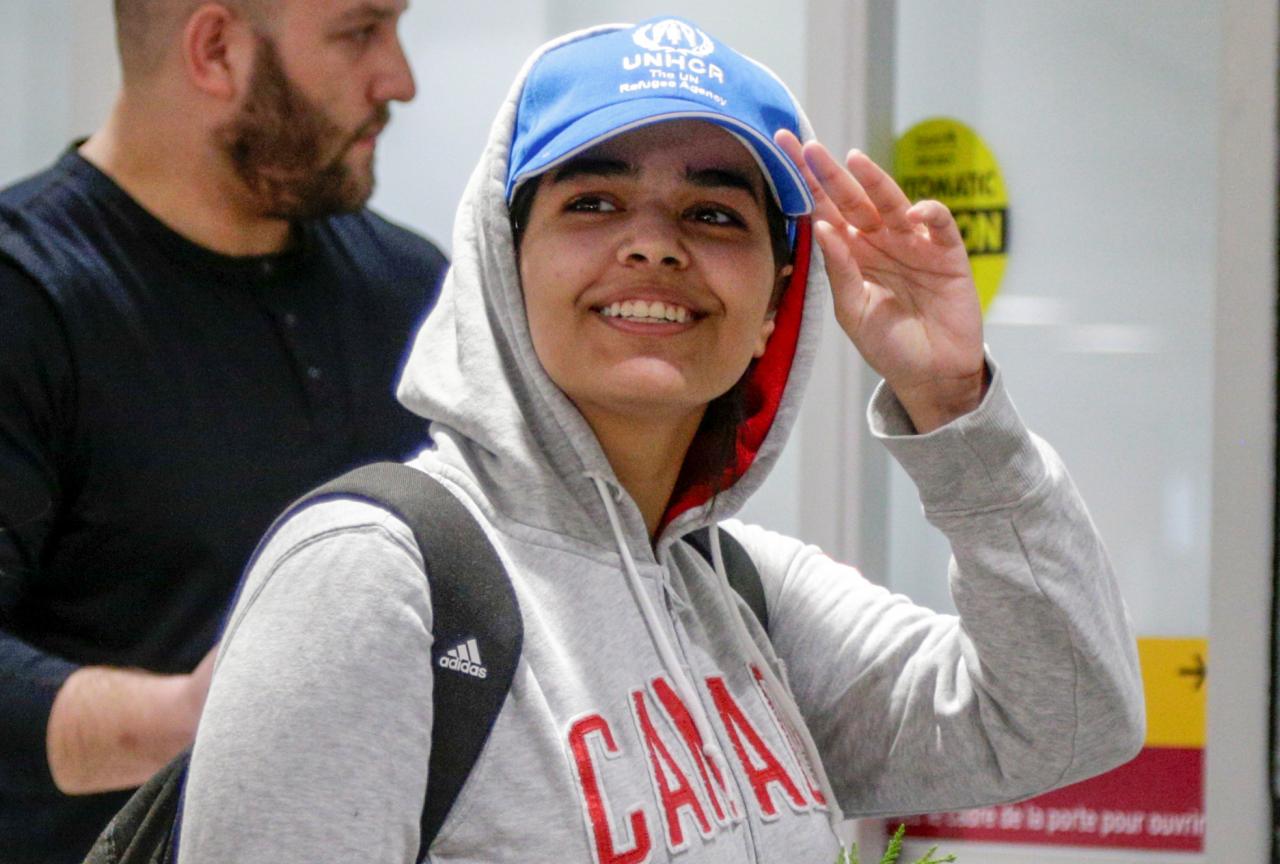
[0,258,78,791]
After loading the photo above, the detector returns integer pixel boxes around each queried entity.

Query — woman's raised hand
[775,129,986,433]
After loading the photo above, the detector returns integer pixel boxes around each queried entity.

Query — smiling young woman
[178,16,1145,864]
[515,121,786,530]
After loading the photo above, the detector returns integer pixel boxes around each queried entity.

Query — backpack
[84,461,766,864]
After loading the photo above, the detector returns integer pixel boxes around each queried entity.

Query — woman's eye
[688,206,743,227]
[566,196,618,213]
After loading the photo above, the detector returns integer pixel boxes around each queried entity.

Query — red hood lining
[660,217,811,531]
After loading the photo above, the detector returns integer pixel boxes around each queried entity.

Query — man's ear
[182,3,255,101]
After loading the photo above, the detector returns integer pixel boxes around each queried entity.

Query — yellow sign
[894,118,1009,312]
[1137,637,1206,749]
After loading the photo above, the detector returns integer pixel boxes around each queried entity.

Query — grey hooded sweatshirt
[179,25,1145,864]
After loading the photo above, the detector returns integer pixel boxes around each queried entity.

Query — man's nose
[371,35,417,104]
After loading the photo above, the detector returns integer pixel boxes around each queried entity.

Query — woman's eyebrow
[686,167,762,201]
[548,159,761,201]
[550,158,635,184]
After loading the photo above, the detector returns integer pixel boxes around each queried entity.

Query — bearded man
[0,2,445,860]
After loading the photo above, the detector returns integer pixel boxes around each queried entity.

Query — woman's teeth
[599,300,690,323]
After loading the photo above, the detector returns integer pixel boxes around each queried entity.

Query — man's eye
[346,25,378,46]
[566,196,618,213]
[688,206,743,227]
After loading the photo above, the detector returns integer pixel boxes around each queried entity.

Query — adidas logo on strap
[438,637,489,679]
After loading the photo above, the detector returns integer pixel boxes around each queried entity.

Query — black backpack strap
[88,462,520,864]
[685,526,768,635]
[85,751,189,864]
[300,462,523,857]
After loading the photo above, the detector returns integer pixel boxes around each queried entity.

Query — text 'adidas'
[439,637,489,679]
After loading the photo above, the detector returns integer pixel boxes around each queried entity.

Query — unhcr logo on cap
[632,19,715,57]
[506,16,814,216]
[623,18,725,84]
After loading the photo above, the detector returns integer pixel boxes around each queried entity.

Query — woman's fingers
[801,142,883,232]
[845,149,916,232]
[775,129,881,232]
[777,131,968,294]
[773,129,843,228]
[776,131,927,237]
[907,199,965,249]
[813,220,867,325]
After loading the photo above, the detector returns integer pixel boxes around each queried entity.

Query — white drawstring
[706,525,846,832]
[588,475,727,771]
[585,472,846,838]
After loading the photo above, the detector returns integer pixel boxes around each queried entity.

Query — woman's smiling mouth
[596,300,698,324]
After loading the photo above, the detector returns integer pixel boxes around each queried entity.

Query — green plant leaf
[912,846,958,864]
[837,823,957,864]
[880,824,906,864]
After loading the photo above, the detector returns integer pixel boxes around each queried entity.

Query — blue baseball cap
[506,17,814,217]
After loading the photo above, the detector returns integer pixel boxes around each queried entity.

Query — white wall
[888,0,1219,641]
[0,2,67,184]
[0,1,112,185]
[367,3,550,250]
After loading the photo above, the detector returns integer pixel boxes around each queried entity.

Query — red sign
[899,746,1203,851]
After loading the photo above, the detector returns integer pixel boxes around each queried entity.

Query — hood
[395,23,829,554]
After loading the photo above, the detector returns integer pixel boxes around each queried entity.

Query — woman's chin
[566,376,710,428]
[585,365,709,408]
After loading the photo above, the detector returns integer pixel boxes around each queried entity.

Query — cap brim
[509,97,813,217]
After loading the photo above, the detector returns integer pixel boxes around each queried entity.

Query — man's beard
[216,36,389,220]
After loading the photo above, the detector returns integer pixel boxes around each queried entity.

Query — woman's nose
[617,208,688,269]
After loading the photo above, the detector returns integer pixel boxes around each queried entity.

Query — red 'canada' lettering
[706,676,809,818]
[750,666,827,808]
[568,714,653,864]
[652,677,739,823]
[631,690,713,850]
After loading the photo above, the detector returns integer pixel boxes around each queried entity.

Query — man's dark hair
[113,0,273,82]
